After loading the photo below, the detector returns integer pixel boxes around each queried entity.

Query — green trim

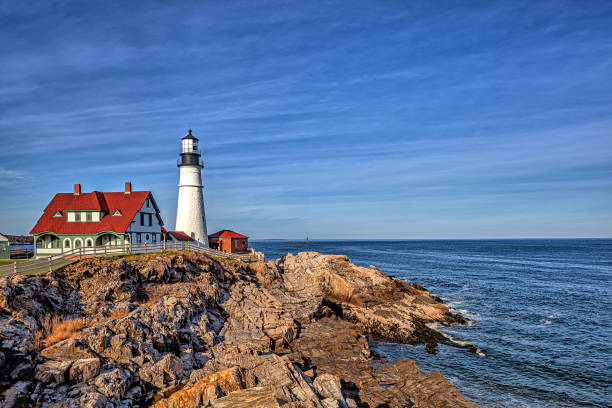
[32,231,128,256]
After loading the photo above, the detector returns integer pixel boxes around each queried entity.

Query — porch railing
[0,241,259,278]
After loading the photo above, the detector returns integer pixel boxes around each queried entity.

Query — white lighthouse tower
[175,130,208,245]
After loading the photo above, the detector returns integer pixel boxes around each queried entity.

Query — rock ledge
[0,251,478,407]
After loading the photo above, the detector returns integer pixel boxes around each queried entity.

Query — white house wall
[127,194,163,244]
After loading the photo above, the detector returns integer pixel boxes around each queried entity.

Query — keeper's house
[30,182,164,258]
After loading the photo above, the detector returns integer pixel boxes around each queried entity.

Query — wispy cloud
[0,1,611,236]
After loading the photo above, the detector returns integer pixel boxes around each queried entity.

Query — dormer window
[74,212,81,222]
[53,211,62,217]
[113,210,122,216]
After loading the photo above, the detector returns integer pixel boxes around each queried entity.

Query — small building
[161,227,194,243]
[208,230,248,253]
[0,233,9,259]
[30,182,164,258]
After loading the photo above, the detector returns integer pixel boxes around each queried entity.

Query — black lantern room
[178,129,203,168]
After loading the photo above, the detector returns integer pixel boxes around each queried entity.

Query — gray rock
[94,368,130,399]
[70,358,100,382]
[35,360,72,384]
[138,353,183,388]
[1,381,30,407]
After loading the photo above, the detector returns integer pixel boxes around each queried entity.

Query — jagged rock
[152,366,245,408]
[0,251,477,408]
[209,386,279,407]
[41,337,97,361]
[313,373,344,401]
[1,381,30,407]
[35,360,72,384]
[94,368,131,399]
[69,358,100,382]
[139,353,184,389]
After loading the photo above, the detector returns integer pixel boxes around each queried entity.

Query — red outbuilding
[208,230,248,253]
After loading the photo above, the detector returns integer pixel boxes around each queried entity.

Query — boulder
[209,386,280,408]
[69,358,100,382]
[152,366,245,408]
[94,368,130,399]
[313,373,344,401]
[34,360,72,384]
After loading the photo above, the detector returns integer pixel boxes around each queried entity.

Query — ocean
[250,239,611,408]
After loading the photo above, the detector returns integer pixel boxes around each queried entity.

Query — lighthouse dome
[182,129,198,141]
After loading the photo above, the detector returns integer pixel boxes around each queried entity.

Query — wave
[451,307,481,322]
[426,323,486,357]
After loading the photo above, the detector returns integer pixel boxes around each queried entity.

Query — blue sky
[1,1,611,238]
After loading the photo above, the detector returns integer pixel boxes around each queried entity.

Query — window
[85,238,93,247]
[152,234,157,243]
[86,212,92,222]
[113,210,122,216]
[136,233,141,244]
[64,239,71,249]
[146,197,150,208]
[53,211,62,217]
[74,212,81,222]
[140,213,145,226]
[148,214,152,226]
[145,234,150,241]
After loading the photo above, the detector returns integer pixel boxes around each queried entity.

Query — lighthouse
[175,130,208,245]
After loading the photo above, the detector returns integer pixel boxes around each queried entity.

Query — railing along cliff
[0,241,260,278]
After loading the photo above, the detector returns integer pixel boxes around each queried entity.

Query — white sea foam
[452,307,481,321]
[540,319,553,325]
[434,327,486,357]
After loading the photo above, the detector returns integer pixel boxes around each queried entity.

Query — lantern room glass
[182,138,199,154]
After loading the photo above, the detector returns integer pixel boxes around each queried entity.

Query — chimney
[74,184,81,196]
[124,182,132,194]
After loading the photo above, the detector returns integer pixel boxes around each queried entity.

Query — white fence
[0,241,258,278]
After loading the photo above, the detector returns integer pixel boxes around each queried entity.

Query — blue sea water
[250,239,612,408]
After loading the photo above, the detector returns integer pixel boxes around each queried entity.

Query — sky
[0,1,611,239]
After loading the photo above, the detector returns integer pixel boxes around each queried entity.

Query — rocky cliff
[0,251,478,407]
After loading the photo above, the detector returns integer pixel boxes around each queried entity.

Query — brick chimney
[124,182,132,194]
[74,184,81,196]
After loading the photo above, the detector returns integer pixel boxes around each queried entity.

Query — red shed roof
[30,191,151,235]
[169,231,193,241]
[161,227,193,241]
[208,229,248,239]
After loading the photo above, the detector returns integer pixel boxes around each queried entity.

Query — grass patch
[18,259,77,276]
[35,310,131,349]
[0,259,27,266]
[37,315,88,348]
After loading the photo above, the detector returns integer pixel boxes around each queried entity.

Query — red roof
[208,229,248,239]
[161,227,193,241]
[169,231,193,241]
[30,191,151,235]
